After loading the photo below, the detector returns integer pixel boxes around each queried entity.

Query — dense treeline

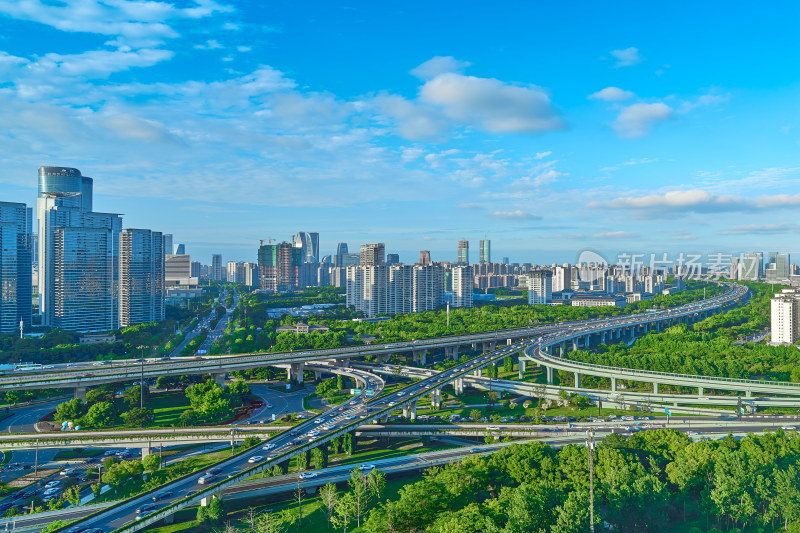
[567,282,800,381]
[210,283,716,356]
[360,429,800,532]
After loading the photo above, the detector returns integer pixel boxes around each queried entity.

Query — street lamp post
[137,345,148,409]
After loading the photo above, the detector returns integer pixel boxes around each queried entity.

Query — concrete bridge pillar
[601,331,607,344]
[412,350,427,366]
[453,378,464,395]
[507,338,513,346]
[698,386,704,397]
[746,389,752,398]
[572,339,578,351]
[444,345,459,360]
[289,363,304,384]
[611,377,617,392]
[474,368,482,377]
[335,358,350,368]
[211,372,226,387]
[73,387,86,402]
[482,341,496,353]
[141,443,153,461]
[546,366,554,385]
[430,389,441,409]
[314,370,323,381]
[518,358,526,380]
[402,402,417,421]
[653,382,659,394]
[574,373,582,389]
[561,341,566,355]
[585,334,590,347]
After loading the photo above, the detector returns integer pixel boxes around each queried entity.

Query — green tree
[63,485,82,507]
[143,454,161,474]
[348,467,369,528]
[122,407,154,427]
[207,497,224,524]
[123,385,150,409]
[367,468,386,502]
[470,409,481,422]
[54,399,86,422]
[332,492,356,533]
[82,401,116,428]
[85,389,113,405]
[319,482,339,529]
[311,447,326,470]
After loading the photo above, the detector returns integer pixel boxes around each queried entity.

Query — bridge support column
[430,389,441,409]
[546,367,554,385]
[572,339,578,351]
[746,389,752,398]
[402,402,417,421]
[574,373,581,389]
[601,332,607,344]
[698,387,704,397]
[474,368,482,377]
[653,382,659,394]
[164,514,174,525]
[507,338,513,346]
[290,363,304,384]
[518,358,526,379]
[561,341,566,355]
[454,378,464,395]
[73,387,86,402]
[482,341,496,353]
[444,345,459,360]
[412,350,427,366]
[335,358,350,368]
[611,377,617,392]
[314,370,323,381]
[585,335,590,347]
[211,372,226,388]
[141,444,152,461]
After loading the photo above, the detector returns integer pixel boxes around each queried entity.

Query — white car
[198,474,216,485]
[43,487,61,496]
[262,443,275,451]
[322,425,336,431]
[248,456,264,463]
[358,464,375,471]
[486,426,500,431]
[782,426,798,431]
[44,480,62,489]
[299,471,318,479]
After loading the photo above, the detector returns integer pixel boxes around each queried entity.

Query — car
[687,431,701,436]
[358,464,375,471]
[314,419,323,424]
[152,490,173,501]
[266,403,273,408]
[136,503,158,514]
[299,471,318,479]
[262,443,275,451]
[44,480,62,489]
[61,468,78,476]
[470,447,488,453]
[248,455,264,463]
[322,425,336,430]
[43,487,61,496]
[345,415,356,420]
[136,511,153,520]
[782,426,798,431]
[198,474,216,485]
[486,426,500,431]
[65,527,85,533]
[207,467,223,475]
[307,431,320,437]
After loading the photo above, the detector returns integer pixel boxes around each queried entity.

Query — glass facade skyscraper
[0,201,32,333]
[479,238,491,263]
[457,239,469,264]
[120,229,165,327]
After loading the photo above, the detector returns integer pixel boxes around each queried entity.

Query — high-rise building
[479,238,491,263]
[162,234,173,255]
[412,265,444,312]
[741,252,764,280]
[227,261,246,283]
[211,254,223,281]
[244,262,259,287]
[335,242,349,267]
[258,242,302,291]
[360,243,385,266]
[119,229,164,327]
[525,270,552,305]
[190,261,201,278]
[341,253,360,267]
[418,250,432,266]
[771,289,800,344]
[39,194,121,331]
[386,253,400,266]
[502,257,509,265]
[451,265,473,308]
[776,253,791,279]
[175,244,185,255]
[0,201,32,333]
[165,254,193,284]
[294,232,320,263]
[457,239,469,265]
[553,265,572,292]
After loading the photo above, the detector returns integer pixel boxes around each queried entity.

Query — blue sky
[1,1,799,265]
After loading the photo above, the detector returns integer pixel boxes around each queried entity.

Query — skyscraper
[386,253,400,266]
[294,232,320,263]
[162,234,174,256]
[457,239,469,264]
[335,242,349,267]
[211,254,223,281]
[776,253,791,279]
[258,241,302,291]
[479,238,491,263]
[741,252,764,280]
[412,265,444,312]
[0,201,32,332]
[175,243,185,255]
[39,194,122,331]
[119,229,165,327]
[360,243,385,266]
[418,250,432,266]
[525,270,553,305]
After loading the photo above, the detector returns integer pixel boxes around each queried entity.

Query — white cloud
[29,48,174,78]
[237,46,252,52]
[370,93,450,140]
[410,56,471,80]
[595,189,745,212]
[588,87,635,101]
[592,231,639,239]
[419,73,565,134]
[613,102,672,138]
[610,47,643,68]
[195,39,223,50]
[718,223,800,235]
[534,150,552,160]
[491,210,542,220]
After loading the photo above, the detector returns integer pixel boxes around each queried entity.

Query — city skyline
[1,2,800,263]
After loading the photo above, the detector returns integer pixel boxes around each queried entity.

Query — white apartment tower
[771,289,800,345]
[451,265,473,308]
[526,270,553,305]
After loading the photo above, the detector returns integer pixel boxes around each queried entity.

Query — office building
[386,253,400,266]
[190,261,201,278]
[418,250,432,266]
[244,262,259,287]
[39,193,121,331]
[294,232,320,263]
[119,229,165,327]
[258,241,302,292]
[175,244,185,255]
[525,270,552,305]
[211,254,224,281]
[771,289,800,344]
[479,238,491,263]
[340,253,360,267]
[457,239,469,264]
[360,243,385,267]
[335,243,349,267]
[553,265,571,292]
[451,265,473,308]
[162,234,173,255]
[0,201,32,333]
[741,252,764,280]
[502,257,509,264]
[776,253,791,279]
[227,261,246,284]
[165,254,195,285]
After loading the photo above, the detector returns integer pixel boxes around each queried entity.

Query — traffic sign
[365,389,375,396]
[351,389,362,395]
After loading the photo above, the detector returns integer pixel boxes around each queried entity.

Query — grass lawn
[149,392,192,427]
[53,449,104,461]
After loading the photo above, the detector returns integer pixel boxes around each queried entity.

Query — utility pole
[587,428,595,533]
